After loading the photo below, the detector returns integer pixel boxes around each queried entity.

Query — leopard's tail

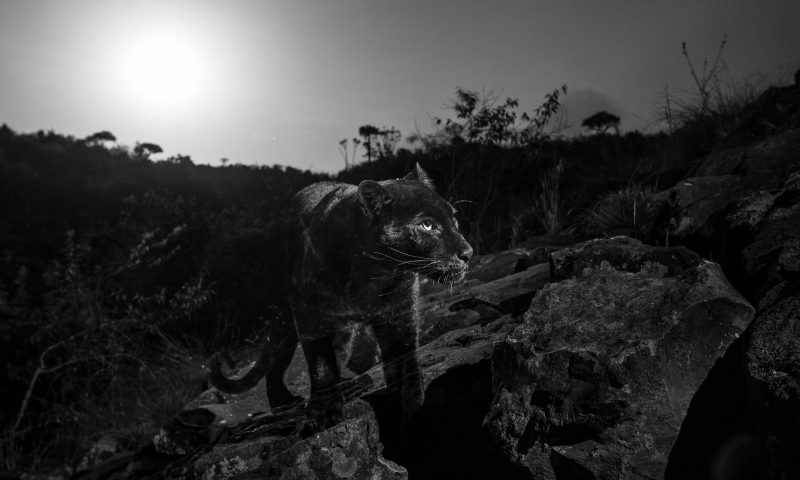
[207,346,271,394]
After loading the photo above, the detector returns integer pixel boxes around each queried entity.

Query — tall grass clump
[580,184,654,239]
[530,157,566,236]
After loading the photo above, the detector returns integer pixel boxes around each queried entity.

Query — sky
[1,0,799,172]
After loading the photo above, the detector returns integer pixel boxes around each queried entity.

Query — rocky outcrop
[486,237,753,478]
[188,400,407,480]
[339,249,550,375]
[418,247,550,342]
[75,134,799,479]
[147,315,524,480]
[644,128,800,478]
[72,244,550,480]
[745,286,800,480]
[646,129,800,299]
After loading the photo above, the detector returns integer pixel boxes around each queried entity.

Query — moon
[113,26,212,118]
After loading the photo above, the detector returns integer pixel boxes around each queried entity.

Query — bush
[0,230,210,472]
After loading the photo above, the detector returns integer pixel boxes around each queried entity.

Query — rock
[645,130,800,304]
[155,406,221,455]
[190,400,407,480]
[734,173,800,302]
[419,262,549,342]
[691,129,800,178]
[641,129,800,479]
[486,237,754,479]
[465,240,564,283]
[550,235,701,281]
[744,284,800,479]
[143,314,522,479]
[377,361,532,480]
[646,175,746,242]
[142,243,548,479]
[418,249,550,342]
[77,436,123,471]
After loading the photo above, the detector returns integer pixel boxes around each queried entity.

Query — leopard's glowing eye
[420,220,434,231]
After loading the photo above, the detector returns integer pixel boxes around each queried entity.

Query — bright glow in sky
[112,26,212,117]
[1,0,799,171]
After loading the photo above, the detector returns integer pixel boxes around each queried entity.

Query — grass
[580,184,654,239]
[658,36,793,152]
[2,345,207,475]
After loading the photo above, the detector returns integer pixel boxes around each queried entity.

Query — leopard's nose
[458,243,473,262]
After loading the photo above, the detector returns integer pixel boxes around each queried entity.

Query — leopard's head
[358,164,473,284]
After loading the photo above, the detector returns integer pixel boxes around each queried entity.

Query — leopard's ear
[357,180,392,218]
[403,163,434,189]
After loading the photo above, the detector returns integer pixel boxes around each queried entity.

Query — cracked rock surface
[486,237,753,479]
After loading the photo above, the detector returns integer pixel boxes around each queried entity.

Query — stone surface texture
[486,237,753,479]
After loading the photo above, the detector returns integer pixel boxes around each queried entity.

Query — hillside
[2,71,799,477]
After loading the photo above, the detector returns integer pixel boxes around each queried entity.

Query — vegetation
[1,39,795,474]
[0,127,325,472]
[582,111,621,135]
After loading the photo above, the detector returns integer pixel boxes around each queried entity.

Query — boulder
[190,400,408,480]
[419,262,549,342]
[549,235,701,282]
[744,286,800,479]
[142,314,522,479]
[418,249,550,342]
[644,131,800,278]
[641,129,800,479]
[486,237,754,478]
[690,129,800,178]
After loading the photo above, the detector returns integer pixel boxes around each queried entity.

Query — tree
[338,139,349,170]
[377,127,401,158]
[84,130,116,145]
[351,138,361,166]
[582,111,621,135]
[357,125,381,162]
[133,142,163,160]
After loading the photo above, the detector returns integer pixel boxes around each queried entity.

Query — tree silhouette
[424,85,567,147]
[351,138,361,166]
[84,130,116,145]
[378,127,401,158]
[582,111,621,135]
[338,139,349,170]
[357,125,381,162]
[133,142,163,160]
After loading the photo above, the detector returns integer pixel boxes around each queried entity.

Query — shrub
[0,230,210,473]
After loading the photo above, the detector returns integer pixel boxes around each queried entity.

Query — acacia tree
[133,142,163,160]
[84,130,117,146]
[582,111,621,135]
